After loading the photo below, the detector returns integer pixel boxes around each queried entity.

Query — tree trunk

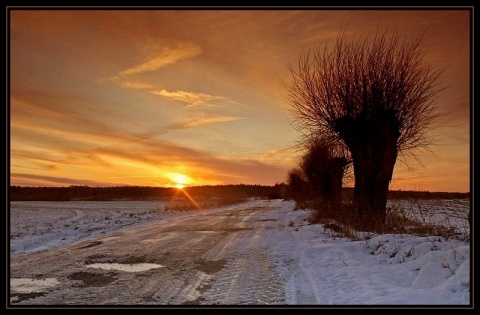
[350,151,393,229]
[329,158,348,210]
[310,157,347,211]
[335,110,400,230]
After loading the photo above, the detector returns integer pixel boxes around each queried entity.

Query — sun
[171,173,190,189]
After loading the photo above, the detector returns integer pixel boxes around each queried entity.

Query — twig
[336,252,348,266]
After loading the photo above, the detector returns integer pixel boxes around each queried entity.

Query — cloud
[11,137,289,187]
[118,42,202,76]
[150,89,227,108]
[76,115,244,150]
[256,146,301,165]
[117,80,155,90]
[89,139,288,186]
[170,116,243,129]
[109,42,233,109]
[10,173,116,187]
[10,92,137,142]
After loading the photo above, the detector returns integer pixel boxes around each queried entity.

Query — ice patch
[86,263,164,272]
[11,278,60,293]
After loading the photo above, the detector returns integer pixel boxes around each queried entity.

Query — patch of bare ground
[194,258,228,275]
[67,271,118,287]
[11,292,46,304]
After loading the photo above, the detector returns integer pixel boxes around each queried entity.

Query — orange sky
[8,8,471,192]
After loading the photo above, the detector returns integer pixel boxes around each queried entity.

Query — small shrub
[300,197,470,242]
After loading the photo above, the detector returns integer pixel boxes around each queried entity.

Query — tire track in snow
[201,208,287,305]
[286,228,321,304]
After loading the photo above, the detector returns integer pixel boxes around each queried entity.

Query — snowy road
[10,199,307,305]
[9,198,470,306]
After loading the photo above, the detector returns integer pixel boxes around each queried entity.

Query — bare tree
[286,167,308,200]
[299,135,350,210]
[283,28,444,229]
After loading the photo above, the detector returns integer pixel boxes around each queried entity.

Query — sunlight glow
[179,188,202,210]
[171,173,191,189]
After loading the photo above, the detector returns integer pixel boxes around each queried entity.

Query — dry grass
[384,199,470,241]
[306,198,470,242]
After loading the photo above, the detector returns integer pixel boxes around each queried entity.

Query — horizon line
[8,184,470,195]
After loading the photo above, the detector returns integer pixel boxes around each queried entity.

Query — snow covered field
[10,201,171,256]
[9,198,471,306]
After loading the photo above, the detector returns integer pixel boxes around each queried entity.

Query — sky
[8,8,471,192]
[10,199,470,305]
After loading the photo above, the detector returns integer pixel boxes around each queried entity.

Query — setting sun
[171,173,190,189]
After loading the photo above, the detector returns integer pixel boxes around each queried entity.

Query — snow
[9,198,471,306]
[10,278,60,294]
[86,263,165,272]
[10,201,179,256]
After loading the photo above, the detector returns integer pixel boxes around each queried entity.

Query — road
[10,199,309,306]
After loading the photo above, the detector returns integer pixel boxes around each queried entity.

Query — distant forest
[9,184,283,201]
[9,185,470,202]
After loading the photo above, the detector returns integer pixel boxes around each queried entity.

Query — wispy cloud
[88,139,288,186]
[257,146,301,165]
[170,116,244,129]
[12,131,290,187]
[117,80,155,90]
[80,115,245,149]
[150,89,227,108]
[111,43,232,109]
[11,173,117,187]
[118,43,202,76]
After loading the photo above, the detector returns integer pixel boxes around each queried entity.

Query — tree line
[9,184,286,201]
[9,184,467,202]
